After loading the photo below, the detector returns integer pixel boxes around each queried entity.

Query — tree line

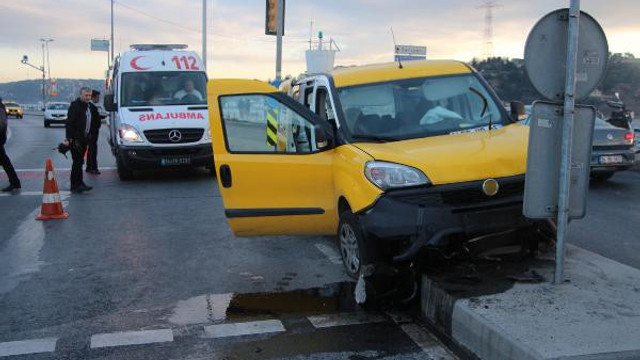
[471,53,640,114]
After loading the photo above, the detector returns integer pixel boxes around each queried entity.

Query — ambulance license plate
[599,155,623,165]
[161,157,191,166]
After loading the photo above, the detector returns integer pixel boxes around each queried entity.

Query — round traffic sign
[524,9,608,102]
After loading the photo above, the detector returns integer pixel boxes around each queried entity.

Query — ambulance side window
[220,95,316,154]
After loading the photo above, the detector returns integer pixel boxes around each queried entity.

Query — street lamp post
[20,55,46,111]
[40,38,54,81]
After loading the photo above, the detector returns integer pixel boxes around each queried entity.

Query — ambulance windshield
[121,72,207,107]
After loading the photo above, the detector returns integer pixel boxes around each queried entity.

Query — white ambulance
[104,44,213,180]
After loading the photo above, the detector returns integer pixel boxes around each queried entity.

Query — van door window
[315,87,337,132]
[304,86,314,110]
[220,94,317,154]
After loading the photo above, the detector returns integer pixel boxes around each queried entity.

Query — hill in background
[0,79,106,105]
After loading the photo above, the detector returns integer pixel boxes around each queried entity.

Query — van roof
[330,60,472,88]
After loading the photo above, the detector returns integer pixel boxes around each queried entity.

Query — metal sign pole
[202,0,207,70]
[555,0,581,284]
[275,0,283,83]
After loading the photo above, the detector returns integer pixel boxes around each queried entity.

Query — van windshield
[121,71,207,107]
[337,74,507,142]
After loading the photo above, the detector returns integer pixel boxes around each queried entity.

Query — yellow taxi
[207,60,547,279]
[4,101,24,119]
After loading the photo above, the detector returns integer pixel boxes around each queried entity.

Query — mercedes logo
[168,129,182,143]
[606,133,614,141]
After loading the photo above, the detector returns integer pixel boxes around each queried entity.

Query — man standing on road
[64,87,93,193]
[86,90,106,175]
[0,97,21,192]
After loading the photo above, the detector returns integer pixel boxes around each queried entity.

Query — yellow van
[207,60,546,279]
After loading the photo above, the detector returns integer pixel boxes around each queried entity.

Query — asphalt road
[0,114,455,360]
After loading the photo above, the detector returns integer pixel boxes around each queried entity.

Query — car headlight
[119,124,143,143]
[364,161,430,190]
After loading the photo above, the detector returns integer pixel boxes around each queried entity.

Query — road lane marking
[0,191,70,198]
[315,243,343,265]
[400,323,457,359]
[203,320,285,339]
[0,338,57,357]
[307,312,387,328]
[90,329,174,349]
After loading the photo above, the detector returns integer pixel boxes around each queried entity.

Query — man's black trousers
[70,141,87,190]
[86,133,98,171]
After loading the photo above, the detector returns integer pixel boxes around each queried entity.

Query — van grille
[440,181,524,206]
[144,128,204,144]
[392,178,524,207]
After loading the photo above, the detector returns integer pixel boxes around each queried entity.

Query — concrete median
[420,245,640,360]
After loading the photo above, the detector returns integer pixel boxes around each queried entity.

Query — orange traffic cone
[36,158,69,220]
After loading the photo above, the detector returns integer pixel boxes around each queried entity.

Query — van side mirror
[510,101,526,121]
[104,94,117,112]
[314,124,330,150]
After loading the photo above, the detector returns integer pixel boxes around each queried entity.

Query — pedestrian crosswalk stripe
[0,338,57,357]
[90,329,174,349]
[203,319,285,339]
[307,312,387,329]
[315,243,343,265]
[400,323,457,359]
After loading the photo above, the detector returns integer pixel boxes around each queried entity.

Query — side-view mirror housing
[104,94,117,112]
[510,101,526,121]
[314,124,331,150]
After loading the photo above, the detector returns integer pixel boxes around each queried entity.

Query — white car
[44,102,70,128]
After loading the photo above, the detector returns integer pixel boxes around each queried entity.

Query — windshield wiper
[469,87,493,130]
[351,134,398,142]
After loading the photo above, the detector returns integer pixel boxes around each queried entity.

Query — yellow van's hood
[352,124,528,185]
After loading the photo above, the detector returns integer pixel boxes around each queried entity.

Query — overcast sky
[1,0,638,83]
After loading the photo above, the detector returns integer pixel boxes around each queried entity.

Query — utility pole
[275,0,283,83]
[202,0,207,70]
[111,0,115,64]
[41,38,54,81]
[20,55,46,110]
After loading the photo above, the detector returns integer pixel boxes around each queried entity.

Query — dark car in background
[520,99,636,182]
[590,117,635,182]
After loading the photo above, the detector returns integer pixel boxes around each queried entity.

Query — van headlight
[203,128,211,141]
[364,161,430,190]
[119,124,143,143]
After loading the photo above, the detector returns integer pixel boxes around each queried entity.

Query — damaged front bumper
[357,175,536,263]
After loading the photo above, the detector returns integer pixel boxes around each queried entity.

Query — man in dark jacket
[64,87,93,193]
[86,90,106,174]
[0,97,21,192]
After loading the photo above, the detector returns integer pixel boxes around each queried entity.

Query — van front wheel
[338,211,376,279]
[116,155,134,181]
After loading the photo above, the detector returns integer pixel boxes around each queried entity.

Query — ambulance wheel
[116,156,134,181]
[338,211,376,279]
